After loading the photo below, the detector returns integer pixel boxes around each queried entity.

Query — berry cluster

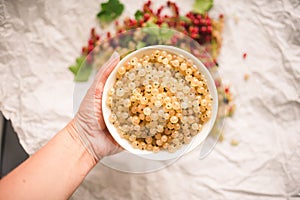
[107,49,213,152]
[117,0,214,44]
[69,0,235,143]
[76,1,224,69]
[81,28,100,64]
[185,12,212,44]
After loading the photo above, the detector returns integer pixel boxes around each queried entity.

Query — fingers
[95,52,120,81]
[94,52,120,96]
[98,111,106,130]
[101,57,119,82]
[94,52,119,130]
[94,82,104,99]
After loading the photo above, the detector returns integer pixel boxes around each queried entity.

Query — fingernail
[110,52,120,61]
[105,52,120,66]
[95,52,120,79]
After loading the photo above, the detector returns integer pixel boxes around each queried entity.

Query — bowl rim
[102,45,218,160]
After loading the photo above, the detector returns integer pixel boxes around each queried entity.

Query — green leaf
[193,0,213,14]
[160,23,174,42]
[74,63,93,82]
[97,0,124,24]
[180,16,190,23]
[136,41,146,49]
[142,22,174,44]
[68,56,93,82]
[143,22,159,35]
[69,65,78,75]
[142,23,160,44]
[144,21,159,28]
[68,56,85,76]
[134,10,144,21]
[76,56,85,66]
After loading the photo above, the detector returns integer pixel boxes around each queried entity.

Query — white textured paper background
[1,0,300,199]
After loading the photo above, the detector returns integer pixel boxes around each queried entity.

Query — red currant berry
[207,26,212,33]
[144,13,150,21]
[106,32,111,39]
[88,39,94,45]
[82,47,87,54]
[91,28,95,36]
[88,45,94,52]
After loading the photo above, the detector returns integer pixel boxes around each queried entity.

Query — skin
[0,123,96,200]
[0,56,120,200]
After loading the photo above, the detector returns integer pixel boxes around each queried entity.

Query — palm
[74,53,121,160]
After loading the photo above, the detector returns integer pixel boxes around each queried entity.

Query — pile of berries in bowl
[102,45,218,160]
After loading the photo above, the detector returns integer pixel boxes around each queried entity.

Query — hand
[68,52,122,161]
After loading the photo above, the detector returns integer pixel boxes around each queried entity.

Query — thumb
[93,52,120,101]
[95,52,120,81]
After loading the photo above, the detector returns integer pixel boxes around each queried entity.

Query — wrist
[65,120,98,165]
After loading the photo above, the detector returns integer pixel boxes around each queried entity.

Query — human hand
[68,52,122,161]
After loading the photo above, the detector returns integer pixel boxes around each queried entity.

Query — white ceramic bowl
[102,45,218,160]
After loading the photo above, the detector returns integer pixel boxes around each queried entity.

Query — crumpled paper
[1,0,300,199]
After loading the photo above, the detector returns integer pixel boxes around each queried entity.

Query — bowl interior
[102,45,218,160]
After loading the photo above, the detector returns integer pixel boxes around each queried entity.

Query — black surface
[1,119,29,178]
